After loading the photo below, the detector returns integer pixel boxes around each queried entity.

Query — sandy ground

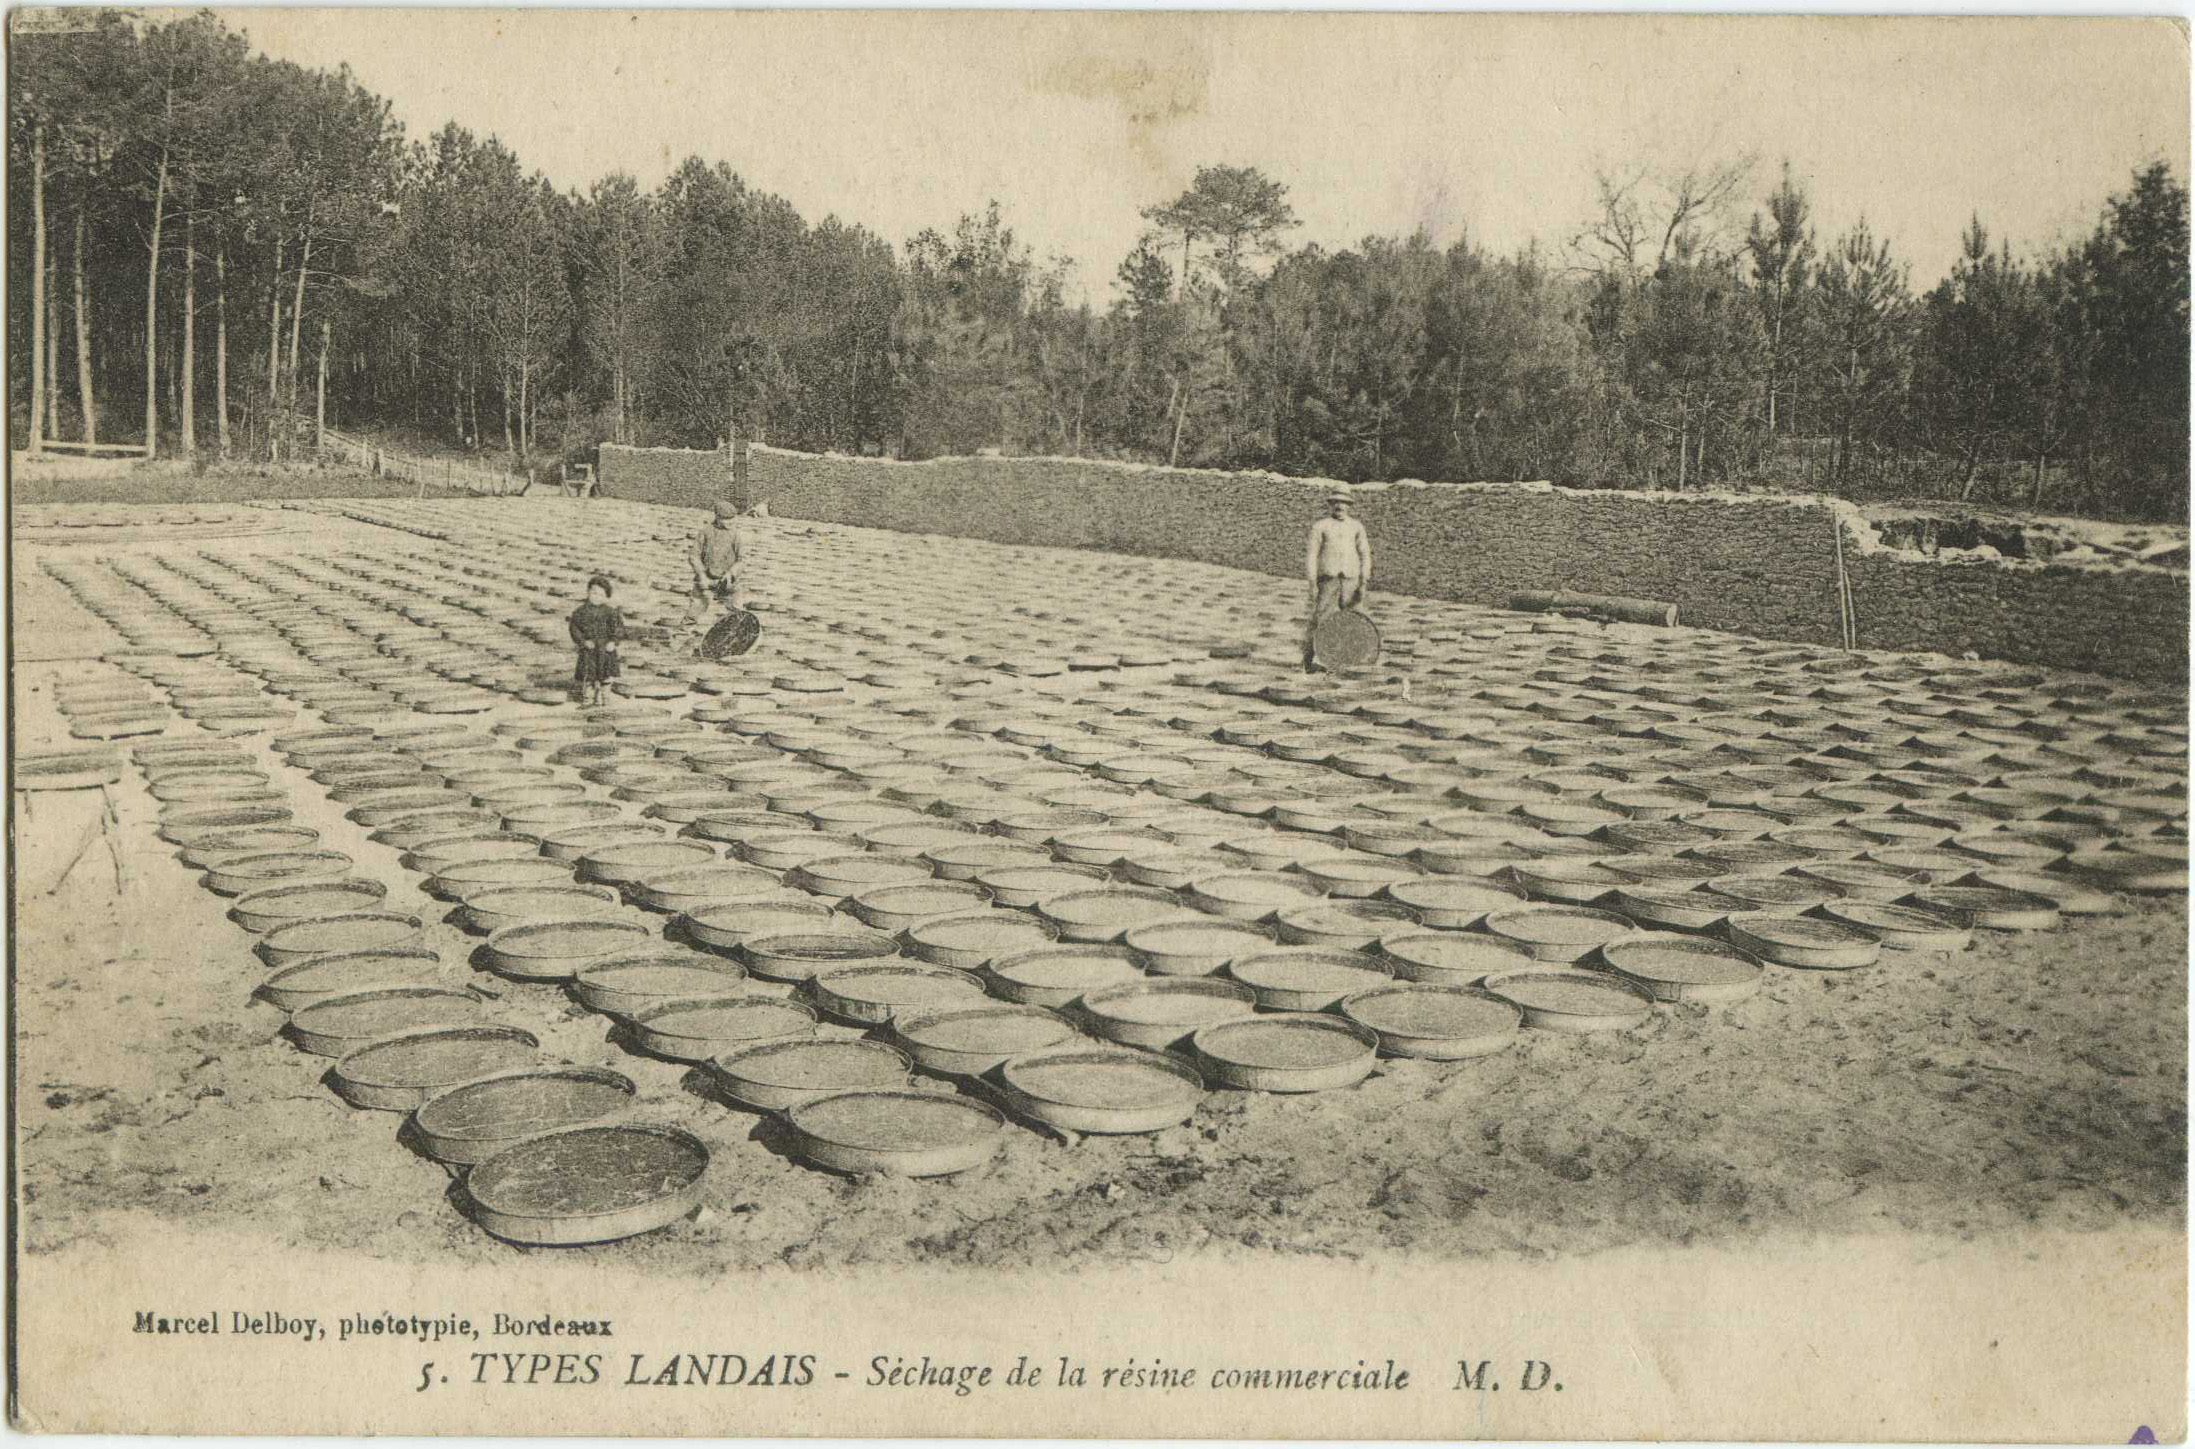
[10,497,2187,1277]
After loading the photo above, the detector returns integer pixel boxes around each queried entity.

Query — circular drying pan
[1600,935,1764,1004]
[627,994,817,1062]
[809,962,988,1026]
[461,1123,710,1245]
[983,945,1146,1007]
[330,1025,541,1111]
[709,1038,915,1112]
[997,1047,1205,1134]
[411,1066,639,1167]
[1225,948,1393,1012]
[1485,969,1656,1033]
[1339,984,1523,1059]
[569,954,749,1019]
[1073,977,1259,1051]
[482,917,658,981]
[888,1004,1079,1076]
[258,947,445,1012]
[781,1089,1006,1177]
[286,984,486,1056]
[1190,1013,1379,1093]
[229,878,389,934]
[256,911,424,968]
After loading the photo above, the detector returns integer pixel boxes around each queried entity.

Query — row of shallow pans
[113,686,727,1246]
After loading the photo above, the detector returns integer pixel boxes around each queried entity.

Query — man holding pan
[684,499,749,621]
[1303,490,1372,672]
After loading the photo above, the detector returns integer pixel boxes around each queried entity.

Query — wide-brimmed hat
[1324,491,1353,504]
[712,500,740,520]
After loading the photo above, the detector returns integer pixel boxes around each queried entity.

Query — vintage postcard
[6,7,2188,1439]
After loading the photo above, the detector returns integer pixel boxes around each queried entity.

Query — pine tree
[1810,219,1914,489]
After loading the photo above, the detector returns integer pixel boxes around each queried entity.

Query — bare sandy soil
[10,498,2187,1276]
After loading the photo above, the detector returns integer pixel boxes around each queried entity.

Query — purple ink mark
[2129,1427,2157,1444]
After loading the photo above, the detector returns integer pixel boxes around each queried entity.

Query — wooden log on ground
[1509,590,1679,627]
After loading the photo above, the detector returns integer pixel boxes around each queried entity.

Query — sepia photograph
[6,7,2189,1438]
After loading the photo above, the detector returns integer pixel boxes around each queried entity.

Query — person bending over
[686,499,749,622]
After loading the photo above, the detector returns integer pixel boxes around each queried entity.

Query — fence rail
[28,439,155,457]
[316,424,528,497]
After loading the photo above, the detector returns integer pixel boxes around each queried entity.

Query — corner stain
[1033,46,1211,179]
[2129,1428,2157,1444]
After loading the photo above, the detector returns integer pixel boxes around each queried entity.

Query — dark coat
[568,601,625,684]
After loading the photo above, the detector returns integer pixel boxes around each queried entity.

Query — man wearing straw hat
[683,498,749,625]
[1303,489,1372,672]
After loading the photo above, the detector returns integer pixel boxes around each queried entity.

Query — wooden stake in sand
[1831,515,1859,651]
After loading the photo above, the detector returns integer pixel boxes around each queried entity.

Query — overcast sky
[224,10,2189,303]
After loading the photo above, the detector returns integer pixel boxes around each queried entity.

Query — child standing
[568,574,625,705]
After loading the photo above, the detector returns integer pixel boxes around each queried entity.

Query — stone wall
[598,444,737,511]
[602,443,2187,681]
[1844,549,2190,681]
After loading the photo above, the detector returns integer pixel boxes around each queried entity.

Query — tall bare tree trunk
[164,300,179,420]
[286,229,312,409]
[315,319,329,454]
[1766,306,1783,434]
[143,144,169,455]
[215,247,229,458]
[267,236,284,458]
[73,211,96,445]
[45,254,59,440]
[1166,377,1186,468]
[28,122,46,456]
[613,243,630,444]
[180,214,196,455]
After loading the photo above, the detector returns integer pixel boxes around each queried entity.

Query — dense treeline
[10,12,2189,518]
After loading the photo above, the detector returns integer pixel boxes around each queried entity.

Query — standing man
[685,498,748,625]
[1303,490,1371,672]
